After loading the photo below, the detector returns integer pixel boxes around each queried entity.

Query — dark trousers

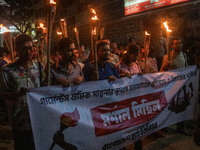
[13,129,35,150]
[177,121,185,132]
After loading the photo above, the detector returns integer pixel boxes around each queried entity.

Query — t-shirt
[83,61,120,81]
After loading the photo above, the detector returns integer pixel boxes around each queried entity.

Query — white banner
[27,65,199,150]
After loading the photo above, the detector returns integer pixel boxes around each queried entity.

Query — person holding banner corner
[0,33,45,150]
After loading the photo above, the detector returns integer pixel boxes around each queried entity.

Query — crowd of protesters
[0,30,200,150]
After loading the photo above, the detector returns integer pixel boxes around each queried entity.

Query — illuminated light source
[90,8,96,15]
[163,22,171,32]
[0,24,9,32]
[145,31,150,35]
[38,23,45,29]
[92,15,98,20]
[57,31,62,35]
[50,0,56,4]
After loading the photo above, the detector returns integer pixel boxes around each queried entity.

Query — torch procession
[0,1,199,150]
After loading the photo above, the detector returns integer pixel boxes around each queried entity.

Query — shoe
[176,130,192,136]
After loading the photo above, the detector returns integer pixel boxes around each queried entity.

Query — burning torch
[163,22,172,62]
[74,28,81,57]
[144,31,151,74]
[46,0,57,86]
[90,8,100,74]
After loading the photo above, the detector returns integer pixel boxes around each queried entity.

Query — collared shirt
[50,61,83,86]
[115,61,142,76]
[0,59,45,131]
[83,61,120,81]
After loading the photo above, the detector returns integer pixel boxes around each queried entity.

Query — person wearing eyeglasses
[49,37,83,87]
[0,33,45,150]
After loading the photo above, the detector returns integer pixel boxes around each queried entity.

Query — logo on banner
[168,82,194,113]
[91,91,167,136]
[50,108,80,150]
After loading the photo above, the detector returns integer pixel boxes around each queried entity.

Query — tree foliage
[0,0,41,33]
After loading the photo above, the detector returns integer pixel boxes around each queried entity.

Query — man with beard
[83,39,119,82]
[0,33,45,150]
[49,37,83,87]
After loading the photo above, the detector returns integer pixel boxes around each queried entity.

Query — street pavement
[0,114,199,150]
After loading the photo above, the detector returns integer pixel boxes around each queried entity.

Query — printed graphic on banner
[168,82,193,113]
[124,0,189,16]
[49,108,80,150]
[91,91,167,136]
[27,66,199,150]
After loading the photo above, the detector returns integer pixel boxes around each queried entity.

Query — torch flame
[74,28,77,32]
[163,22,171,32]
[90,8,96,15]
[60,19,65,22]
[92,15,98,20]
[50,0,56,4]
[145,31,150,35]
[0,24,9,32]
[60,108,80,127]
[38,23,44,29]
[57,31,62,35]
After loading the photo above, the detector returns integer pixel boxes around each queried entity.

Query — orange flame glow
[50,0,56,4]
[163,22,171,32]
[0,24,9,32]
[92,15,98,20]
[38,23,45,29]
[74,28,77,32]
[90,8,96,15]
[57,31,62,35]
[145,31,150,35]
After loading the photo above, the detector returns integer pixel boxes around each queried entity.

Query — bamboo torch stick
[74,28,81,57]
[163,22,172,62]
[60,19,67,38]
[46,0,57,86]
[144,31,151,74]
[90,8,100,73]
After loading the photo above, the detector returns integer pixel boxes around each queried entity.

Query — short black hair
[96,39,110,52]
[127,44,140,55]
[14,34,32,50]
[57,37,74,52]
